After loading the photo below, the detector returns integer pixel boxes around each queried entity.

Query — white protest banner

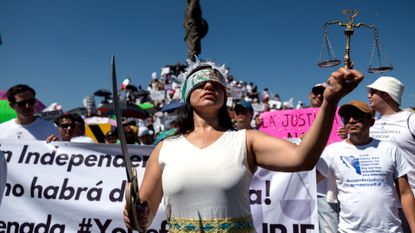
[0,140,317,233]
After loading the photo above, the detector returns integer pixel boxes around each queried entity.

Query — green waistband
[168,216,254,233]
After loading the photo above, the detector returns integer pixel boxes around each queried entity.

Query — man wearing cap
[138,126,154,145]
[367,76,415,232]
[232,100,254,130]
[309,83,327,108]
[317,100,415,232]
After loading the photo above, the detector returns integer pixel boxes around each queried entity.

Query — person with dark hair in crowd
[0,84,58,140]
[54,112,75,141]
[104,130,117,144]
[254,113,263,129]
[317,100,415,232]
[47,112,77,142]
[123,61,363,232]
[70,113,94,143]
[122,120,139,144]
[47,112,93,143]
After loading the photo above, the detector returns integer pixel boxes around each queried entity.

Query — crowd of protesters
[39,60,311,145]
[1,60,414,147]
[1,58,415,232]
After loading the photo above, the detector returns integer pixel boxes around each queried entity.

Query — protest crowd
[1,58,415,233]
[1,60,318,145]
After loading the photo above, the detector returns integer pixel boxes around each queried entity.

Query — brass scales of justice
[318,9,393,73]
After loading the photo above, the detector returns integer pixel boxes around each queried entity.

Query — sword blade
[111,55,134,182]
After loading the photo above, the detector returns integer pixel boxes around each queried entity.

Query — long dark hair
[175,100,234,135]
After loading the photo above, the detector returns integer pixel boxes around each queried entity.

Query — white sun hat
[367,76,404,105]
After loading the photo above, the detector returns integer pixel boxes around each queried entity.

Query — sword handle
[125,169,148,233]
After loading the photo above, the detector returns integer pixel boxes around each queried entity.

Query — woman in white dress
[124,60,364,232]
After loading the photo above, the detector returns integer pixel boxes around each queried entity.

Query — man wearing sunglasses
[367,76,415,233]
[0,84,58,140]
[309,83,326,108]
[317,100,415,233]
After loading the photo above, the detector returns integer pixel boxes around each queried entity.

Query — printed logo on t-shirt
[339,154,386,188]
[340,156,361,175]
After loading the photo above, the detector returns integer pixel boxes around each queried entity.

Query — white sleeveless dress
[159,129,254,232]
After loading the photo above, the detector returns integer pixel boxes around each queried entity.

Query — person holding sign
[123,60,363,232]
[317,100,415,233]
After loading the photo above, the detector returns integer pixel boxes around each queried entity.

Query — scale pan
[368,66,393,73]
[318,59,341,67]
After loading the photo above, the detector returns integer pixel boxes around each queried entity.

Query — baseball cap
[233,100,253,113]
[338,100,373,118]
[138,126,154,137]
[311,83,327,95]
[367,76,404,105]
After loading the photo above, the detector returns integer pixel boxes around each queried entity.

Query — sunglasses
[341,112,371,124]
[311,87,325,96]
[368,89,386,96]
[15,98,36,107]
[60,123,75,129]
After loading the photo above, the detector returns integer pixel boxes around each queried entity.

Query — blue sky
[1,0,414,110]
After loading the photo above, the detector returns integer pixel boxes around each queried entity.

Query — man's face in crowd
[58,118,75,141]
[309,86,325,108]
[341,109,373,137]
[368,88,388,111]
[234,106,253,129]
[11,90,36,120]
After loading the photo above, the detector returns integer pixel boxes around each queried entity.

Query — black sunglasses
[311,87,325,96]
[369,89,387,96]
[341,112,371,124]
[15,98,36,107]
[60,123,75,129]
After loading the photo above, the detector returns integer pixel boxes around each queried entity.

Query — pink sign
[259,107,343,145]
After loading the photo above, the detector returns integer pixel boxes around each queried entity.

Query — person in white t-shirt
[0,84,59,140]
[317,100,415,233]
[367,76,415,233]
[0,150,6,206]
[367,77,415,191]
